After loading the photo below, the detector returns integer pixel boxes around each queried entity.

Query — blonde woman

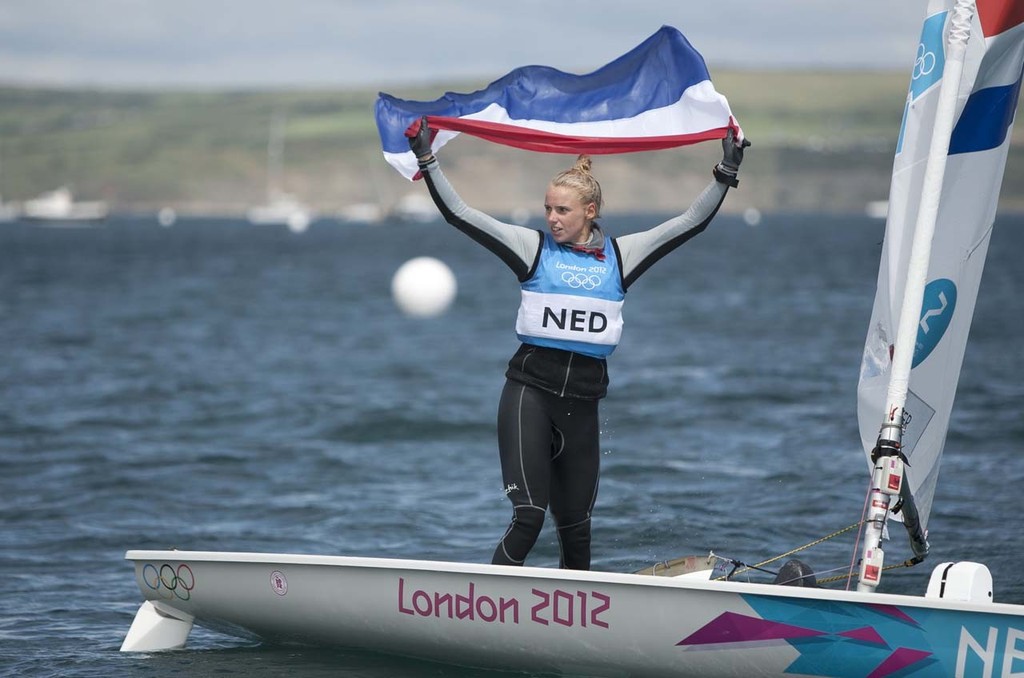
[409,118,748,570]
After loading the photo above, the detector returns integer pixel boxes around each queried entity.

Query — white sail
[857,0,1024,532]
[247,112,315,233]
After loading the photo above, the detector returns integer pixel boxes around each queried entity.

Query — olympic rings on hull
[142,563,195,601]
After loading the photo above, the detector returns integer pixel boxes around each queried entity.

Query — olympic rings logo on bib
[561,272,602,289]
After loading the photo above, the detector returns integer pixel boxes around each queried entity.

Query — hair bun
[572,154,593,174]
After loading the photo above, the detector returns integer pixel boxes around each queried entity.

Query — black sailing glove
[407,116,435,166]
[713,128,751,187]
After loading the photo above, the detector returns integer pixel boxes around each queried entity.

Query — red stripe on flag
[427,116,732,155]
[977,0,1024,37]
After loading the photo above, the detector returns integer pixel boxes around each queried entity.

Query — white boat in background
[390,192,438,223]
[337,202,384,224]
[246,192,314,233]
[509,206,532,226]
[0,196,18,222]
[247,113,314,233]
[0,150,19,222]
[864,200,889,219]
[122,2,1024,674]
[23,186,107,224]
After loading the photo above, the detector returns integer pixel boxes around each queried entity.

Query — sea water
[1,212,1022,677]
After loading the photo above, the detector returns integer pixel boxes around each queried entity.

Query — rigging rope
[711,518,926,585]
[712,521,863,581]
[707,461,933,585]
[705,462,932,586]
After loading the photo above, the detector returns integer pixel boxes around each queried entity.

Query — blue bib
[516,234,625,358]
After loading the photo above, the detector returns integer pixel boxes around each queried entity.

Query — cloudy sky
[0,1,931,89]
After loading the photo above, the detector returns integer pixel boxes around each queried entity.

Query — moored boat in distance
[246,192,315,233]
[390,192,438,223]
[23,187,107,225]
[864,200,889,219]
[337,202,384,225]
[247,112,314,233]
[0,196,18,223]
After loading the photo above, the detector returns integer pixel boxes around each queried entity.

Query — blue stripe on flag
[376,26,710,154]
[949,77,1023,154]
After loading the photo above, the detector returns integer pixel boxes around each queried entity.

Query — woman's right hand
[721,128,750,172]
[713,128,750,187]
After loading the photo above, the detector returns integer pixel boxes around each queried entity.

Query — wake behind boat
[122,3,1024,675]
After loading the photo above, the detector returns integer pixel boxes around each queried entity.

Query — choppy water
[1,212,1022,677]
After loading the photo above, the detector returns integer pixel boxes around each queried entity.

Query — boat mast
[857,0,974,593]
[266,111,285,201]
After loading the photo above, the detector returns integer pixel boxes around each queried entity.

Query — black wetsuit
[419,158,731,569]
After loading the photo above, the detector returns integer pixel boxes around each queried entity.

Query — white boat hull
[0,203,19,222]
[122,550,1024,677]
[246,195,314,233]
[23,187,107,223]
[23,204,107,222]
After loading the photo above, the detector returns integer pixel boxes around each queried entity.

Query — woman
[408,118,748,570]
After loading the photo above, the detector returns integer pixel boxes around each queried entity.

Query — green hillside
[1,71,1022,215]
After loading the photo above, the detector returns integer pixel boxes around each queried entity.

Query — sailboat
[0,196,18,223]
[121,2,1024,675]
[0,147,20,222]
[22,186,107,224]
[246,112,315,233]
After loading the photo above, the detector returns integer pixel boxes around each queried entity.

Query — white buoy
[391,257,457,317]
[742,207,762,226]
[287,212,310,234]
[157,207,177,227]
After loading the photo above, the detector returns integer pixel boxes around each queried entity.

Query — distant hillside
[1,71,1022,216]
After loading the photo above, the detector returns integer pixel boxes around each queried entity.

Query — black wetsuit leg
[548,399,600,570]
[492,380,600,570]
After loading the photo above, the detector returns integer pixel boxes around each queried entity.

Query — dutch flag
[375,25,741,180]
[948,0,1024,154]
